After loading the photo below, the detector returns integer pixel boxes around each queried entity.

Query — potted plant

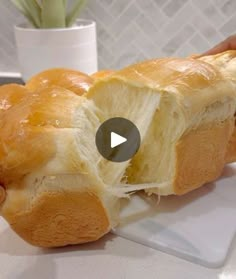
[11,0,97,81]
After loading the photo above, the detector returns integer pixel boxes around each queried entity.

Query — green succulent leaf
[11,0,40,28]
[63,0,67,9]
[24,0,41,27]
[41,0,66,28]
[66,0,87,27]
[11,0,86,29]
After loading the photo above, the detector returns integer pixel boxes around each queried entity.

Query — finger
[201,40,230,56]
[228,36,236,50]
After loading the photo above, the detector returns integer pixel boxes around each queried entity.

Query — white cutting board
[113,163,236,268]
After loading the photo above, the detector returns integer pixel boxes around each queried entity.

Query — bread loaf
[0,51,235,247]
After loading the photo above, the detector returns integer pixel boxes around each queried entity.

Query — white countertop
[0,218,235,279]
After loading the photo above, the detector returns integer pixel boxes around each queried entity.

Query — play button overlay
[111,132,127,148]
[95,117,141,162]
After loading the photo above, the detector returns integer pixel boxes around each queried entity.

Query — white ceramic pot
[14,19,98,81]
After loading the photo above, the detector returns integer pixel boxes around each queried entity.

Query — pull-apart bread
[0,51,235,248]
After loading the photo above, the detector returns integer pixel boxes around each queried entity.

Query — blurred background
[0,0,235,72]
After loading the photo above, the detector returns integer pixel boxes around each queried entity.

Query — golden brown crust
[91,70,115,80]
[0,127,55,186]
[2,190,110,247]
[26,68,94,96]
[0,86,84,185]
[87,54,236,126]
[109,57,222,92]
[174,118,234,195]
[0,84,30,112]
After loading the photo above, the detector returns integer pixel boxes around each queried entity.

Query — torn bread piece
[111,54,236,195]
[0,85,120,247]
[0,74,160,247]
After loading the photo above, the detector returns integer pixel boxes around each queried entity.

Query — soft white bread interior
[0,52,236,248]
[86,80,160,186]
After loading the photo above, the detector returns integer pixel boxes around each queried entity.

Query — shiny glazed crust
[91,70,115,80]
[26,68,94,96]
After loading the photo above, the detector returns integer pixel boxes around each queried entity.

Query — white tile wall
[0,0,235,72]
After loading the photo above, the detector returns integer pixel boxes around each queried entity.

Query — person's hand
[202,34,236,56]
